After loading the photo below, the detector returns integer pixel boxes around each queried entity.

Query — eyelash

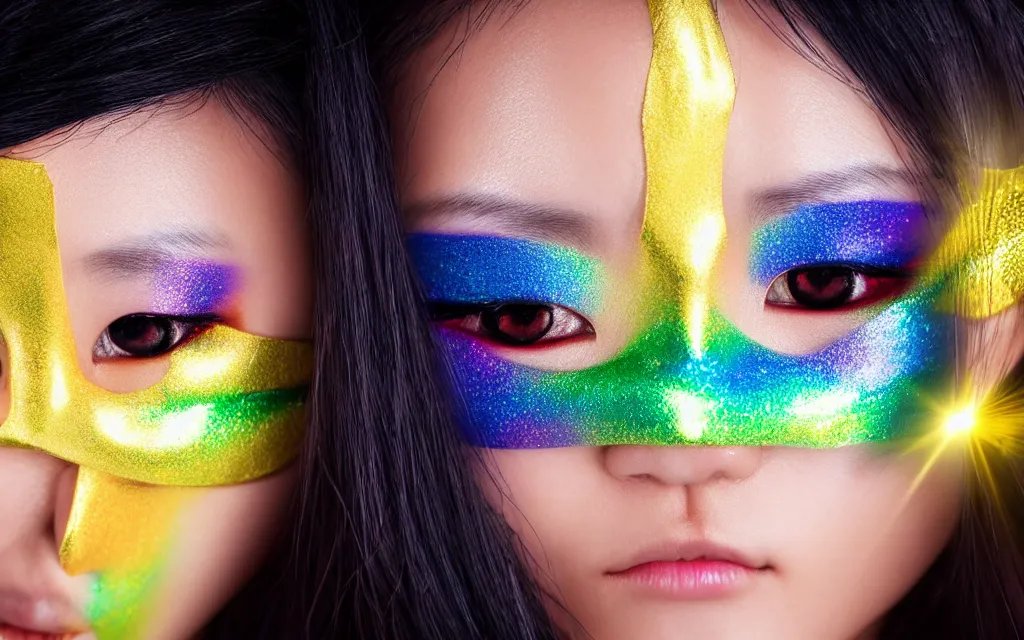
[764,264,913,311]
[93,313,217,361]
[429,302,594,346]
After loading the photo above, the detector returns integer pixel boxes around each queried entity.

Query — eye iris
[788,267,854,309]
[482,304,554,345]
[108,314,174,356]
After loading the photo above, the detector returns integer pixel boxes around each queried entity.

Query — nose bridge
[641,0,735,358]
[0,448,69,579]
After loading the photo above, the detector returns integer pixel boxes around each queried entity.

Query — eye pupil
[482,304,554,345]
[107,314,174,357]
[787,267,854,309]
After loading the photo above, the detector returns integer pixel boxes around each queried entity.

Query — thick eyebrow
[404,193,597,249]
[82,229,231,280]
[750,164,923,224]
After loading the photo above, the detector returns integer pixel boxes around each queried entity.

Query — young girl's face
[0,100,311,639]
[395,0,1024,638]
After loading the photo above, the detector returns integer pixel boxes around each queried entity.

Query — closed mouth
[608,540,771,575]
[0,593,88,640]
[0,623,78,640]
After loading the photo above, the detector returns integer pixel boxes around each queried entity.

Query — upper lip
[607,540,770,574]
[0,590,88,635]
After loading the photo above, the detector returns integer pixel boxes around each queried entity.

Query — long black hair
[275,0,558,635]
[0,0,421,638]
[757,4,1024,638]
[344,1,1024,639]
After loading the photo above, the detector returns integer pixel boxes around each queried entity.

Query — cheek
[142,465,297,639]
[474,448,613,581]
[752,445,964,633]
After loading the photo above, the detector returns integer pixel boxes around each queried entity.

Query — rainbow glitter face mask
[408,0,1024,449]
[0,159,311,638]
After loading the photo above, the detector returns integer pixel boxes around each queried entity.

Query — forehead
[393,0,910,238]
[393,0,654,243]
[5,100,296,261]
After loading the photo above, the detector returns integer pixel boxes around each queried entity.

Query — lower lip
[0,624,72,640]
[613,560,758,599]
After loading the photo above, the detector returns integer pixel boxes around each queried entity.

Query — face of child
[0,99,312,639]
[393,0,1024,637]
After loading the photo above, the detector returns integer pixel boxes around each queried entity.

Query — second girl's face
[0,100,311,639]
[389,0,999,638]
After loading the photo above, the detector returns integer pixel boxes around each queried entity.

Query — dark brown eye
[94,314,208,360]
[430,302,593,346]
[787,267,855,309]
[480,304,555,345]
[765,265,911,311]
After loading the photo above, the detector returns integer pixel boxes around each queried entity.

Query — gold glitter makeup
[0,158,312,638]
[60,469,195,639]
[0,159,311,487]
[59,469,195,575]
[931,166,1024,318]
[641,0,735,358]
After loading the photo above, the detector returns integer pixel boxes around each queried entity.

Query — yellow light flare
[942,403,977,437]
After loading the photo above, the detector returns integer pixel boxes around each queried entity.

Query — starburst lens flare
[943,404,977,437]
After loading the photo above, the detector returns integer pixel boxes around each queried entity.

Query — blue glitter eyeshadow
[407,234,604,316]
[750,201,928,285]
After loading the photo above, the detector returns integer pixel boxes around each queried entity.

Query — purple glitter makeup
[409,231,953,449]
[150,260,237,315]
[432,285,951,448]
[750,201,928,285]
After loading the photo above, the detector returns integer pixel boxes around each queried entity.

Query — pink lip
[614,560,755,598]
[608,541,770,600]
[0,624,76,640]
[0,592,87,638]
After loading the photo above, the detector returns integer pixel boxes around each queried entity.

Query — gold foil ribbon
[931,166,1024,318]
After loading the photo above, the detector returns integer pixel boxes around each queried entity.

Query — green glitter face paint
[410,233,952,447]
[406,0,965,449]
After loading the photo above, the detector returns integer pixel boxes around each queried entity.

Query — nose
[604,445,763,486]
[0,335,81,596]
[0,448,78,577]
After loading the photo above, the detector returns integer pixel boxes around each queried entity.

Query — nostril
[52,465,78,550]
